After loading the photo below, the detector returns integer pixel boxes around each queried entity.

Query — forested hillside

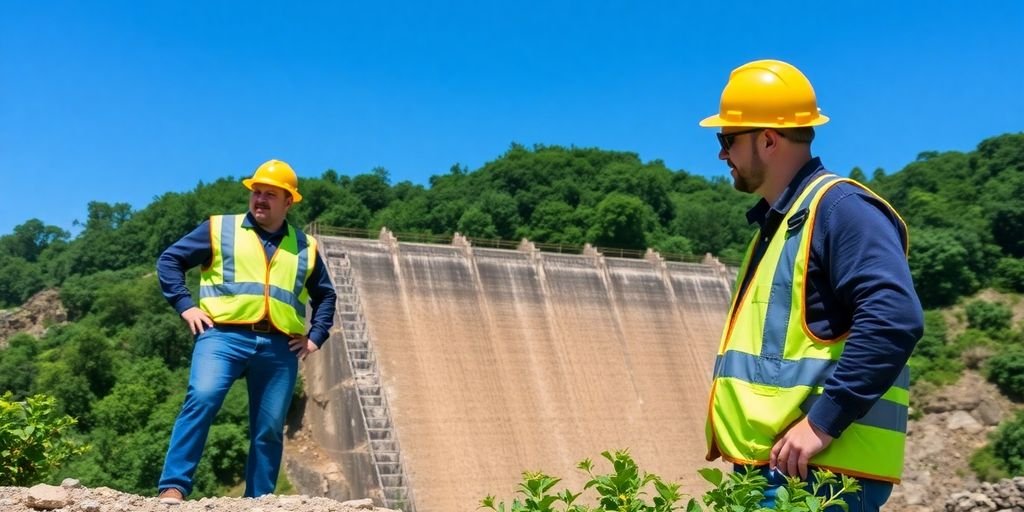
[1,132,1022,495]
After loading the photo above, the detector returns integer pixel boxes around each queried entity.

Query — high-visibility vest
[199,214,316,336]
[705,173,911,483]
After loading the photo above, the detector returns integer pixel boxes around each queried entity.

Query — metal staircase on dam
[324,245,416,512]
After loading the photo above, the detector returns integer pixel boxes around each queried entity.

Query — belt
[233,319,283,334]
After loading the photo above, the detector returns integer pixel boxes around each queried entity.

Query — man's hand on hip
[181,307,214,335]
[289,336,319,360]
[770,416,834,479]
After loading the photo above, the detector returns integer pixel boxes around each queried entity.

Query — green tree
[991,203,1024,258]
[457,207,498,239]
[588,194,656,250]
[317,189,373,229]
[371,197,432,233]
[0,334,40,400]
[528,200,578,243]
[0,219,69,262]
[671,189,751,257]
[909,228,977,308]
[480,192,521,240]
[849,167,867,183]
[67,201,146,276]
[289,178,344,226]
[994,257,1024,293]
[0,256,45,307]
[129,313,194,369]
[92,358,176,435]
[352,169,393,212]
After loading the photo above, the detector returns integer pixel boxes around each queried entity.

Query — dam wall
[298,231,735,511]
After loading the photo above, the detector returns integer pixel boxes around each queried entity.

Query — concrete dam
[294,229,735,512]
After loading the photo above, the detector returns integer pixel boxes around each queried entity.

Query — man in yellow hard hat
[154,159,336,504]
[699,60,923,511]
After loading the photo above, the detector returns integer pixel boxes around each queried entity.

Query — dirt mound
[0,481,398,512]
[889,371,1021,511]
[0,288,66,347]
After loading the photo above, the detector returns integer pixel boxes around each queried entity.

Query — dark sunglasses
[716,128,765,151]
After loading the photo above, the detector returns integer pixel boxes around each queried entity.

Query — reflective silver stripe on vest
[715,351,836,388]
[292,230,310,297]
[715,352,910,433]
[760,174,842,361]
[800,390,908,433]
[221,214,238,282]
[714,352,910,391]
[199,282,307,317]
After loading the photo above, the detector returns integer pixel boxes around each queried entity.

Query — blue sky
[2,1,1022,236]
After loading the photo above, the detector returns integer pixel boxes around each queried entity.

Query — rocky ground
[0,480,398,512]
[889,371,1021,511]
[0,289,66,348]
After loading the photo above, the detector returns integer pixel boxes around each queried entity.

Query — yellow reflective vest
[199,214,316,336]
[706,174,910,483]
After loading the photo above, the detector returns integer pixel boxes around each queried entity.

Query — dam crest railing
[307,223,741,269]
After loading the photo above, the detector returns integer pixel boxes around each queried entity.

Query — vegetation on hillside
[0,132,1022,491]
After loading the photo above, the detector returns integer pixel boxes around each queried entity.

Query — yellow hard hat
[243,159,303,203]
[700,59,829,128]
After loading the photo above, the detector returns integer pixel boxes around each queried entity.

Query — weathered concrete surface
[300,235,734,512]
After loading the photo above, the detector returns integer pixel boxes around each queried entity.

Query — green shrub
[909,311,963,385]
[965,299,1013,332]
[0,393,88,485]
[986,351,1024,400]
[481,450,858,512]
[991,411,1024,476]
[994,258,1024,293]
[970,444,1010,482]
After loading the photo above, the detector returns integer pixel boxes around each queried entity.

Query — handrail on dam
[306,222,742,266]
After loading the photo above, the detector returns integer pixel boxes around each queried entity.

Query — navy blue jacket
[737,157,924,438]
[157,212,337,347]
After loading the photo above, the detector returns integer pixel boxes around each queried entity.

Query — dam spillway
[298,231,735,512]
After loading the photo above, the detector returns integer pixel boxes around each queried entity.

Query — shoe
[158,488,184,505]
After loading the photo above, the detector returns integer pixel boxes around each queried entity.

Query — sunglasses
[716,128,765,152]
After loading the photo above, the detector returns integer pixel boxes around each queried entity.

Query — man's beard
[732,145,766,194]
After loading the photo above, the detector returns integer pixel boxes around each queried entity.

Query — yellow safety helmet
[700,59,829,128]
[243,159,303,203]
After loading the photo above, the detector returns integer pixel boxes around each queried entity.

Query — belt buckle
[251,320,272,333]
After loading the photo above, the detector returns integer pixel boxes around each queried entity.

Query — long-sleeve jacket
[157,212,336,346]
[737,157,924,437]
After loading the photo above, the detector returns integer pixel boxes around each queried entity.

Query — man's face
[249,183,293,228]
[718,128,767,195]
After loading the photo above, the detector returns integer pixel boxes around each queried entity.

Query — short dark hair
[777,127,815,144]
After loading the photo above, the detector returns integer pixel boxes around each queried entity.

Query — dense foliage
[0,393,87,486]
[0,132,1021,491]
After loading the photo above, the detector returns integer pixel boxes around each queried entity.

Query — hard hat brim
[698,113,830,128]
[243,177,303,203]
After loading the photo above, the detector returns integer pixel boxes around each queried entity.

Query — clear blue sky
[2,1,1022,236]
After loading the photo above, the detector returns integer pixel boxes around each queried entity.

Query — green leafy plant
[481,450,859,512]
[580,450,693,512]
[480,471,585,512]
[0,392,89,485]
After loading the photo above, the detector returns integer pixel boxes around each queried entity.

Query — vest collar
[242,212,290,239]
[745,157,826,229]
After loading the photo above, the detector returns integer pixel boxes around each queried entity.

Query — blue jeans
[737,465,893,512]
[159,326,298,497]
